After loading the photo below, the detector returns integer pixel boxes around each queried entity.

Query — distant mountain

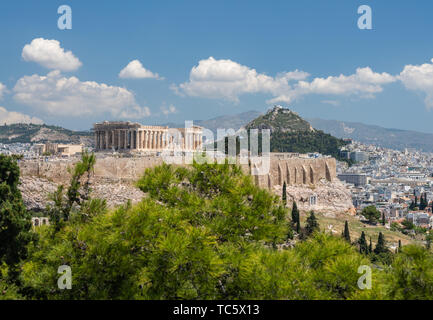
[161,111,262,138]
[245,106,349,160]
[308,118,433,152]
[0,123,93,146]
[195,111,262,134]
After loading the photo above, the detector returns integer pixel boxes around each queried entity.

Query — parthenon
[93,121,203,152]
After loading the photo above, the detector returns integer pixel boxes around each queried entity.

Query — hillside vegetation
[1,154,433,300]
[245,106,350,161]
[0,123,93,146]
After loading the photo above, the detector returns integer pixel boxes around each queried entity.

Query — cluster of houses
[338,142,433,230]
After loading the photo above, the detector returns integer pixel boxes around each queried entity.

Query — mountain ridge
[0,123,93,146]
[307,118,433,152]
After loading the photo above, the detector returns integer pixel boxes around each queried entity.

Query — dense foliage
[361,205,381,224]
[270,130,349,161]
[0,155,34,299]
[1,155,433,300]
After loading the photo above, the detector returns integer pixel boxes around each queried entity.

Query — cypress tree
[382,212,386,226]
[415,196,418,209]
[292,201,300,233]
[358,231,368,254]
[409,200,415,211]
[369,237,373,253]
[374,232,388,254]
[305,211,319,236]
[419,194,426,210]
[282,182,287,206]
[343,221,351,243]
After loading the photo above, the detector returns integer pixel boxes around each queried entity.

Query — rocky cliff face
[18,155,353,215]
[273,178,355,215]
[19,176,145,212]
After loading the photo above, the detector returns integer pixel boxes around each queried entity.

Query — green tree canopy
[361,206,381,224]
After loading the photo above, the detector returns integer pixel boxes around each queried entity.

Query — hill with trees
[0,154,433,300]
[0,123,93,146]
[245,106,350,161]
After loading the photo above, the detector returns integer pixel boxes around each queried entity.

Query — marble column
[95,131,99,150]
[144,130,147,150]
[138,131,142,150]
[117,130,120,150]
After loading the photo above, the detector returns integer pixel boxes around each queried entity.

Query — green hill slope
[246,106,350,160]
[0,123,93,146]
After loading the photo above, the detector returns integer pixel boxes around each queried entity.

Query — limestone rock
[274,178,354,214]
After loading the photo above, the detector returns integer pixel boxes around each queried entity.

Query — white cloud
[13,70,150,119]
[119,60,161,79]
[161,104,177,115]
[175,57,396,105]
[277,70,310,81]
[269,67,396,104]
[0,106,43,125]
[174,57,294,102]
[399,59,433,109]
[22,38,82,72]
[321,100,341,107]
[0,83,6,99]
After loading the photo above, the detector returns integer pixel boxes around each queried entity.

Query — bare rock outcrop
[273,178,354,215]
[19,176,145,211]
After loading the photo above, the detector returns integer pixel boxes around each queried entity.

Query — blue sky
[1,0,433,132]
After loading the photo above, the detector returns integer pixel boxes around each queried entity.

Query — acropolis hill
[18,152,353,214]
[18,112,354,214]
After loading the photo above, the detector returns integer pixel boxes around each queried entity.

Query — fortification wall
[250,157,336,190]
[19,154,336,188]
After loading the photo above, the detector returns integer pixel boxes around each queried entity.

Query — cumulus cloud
[161,104,177,115]
[174,57,294,102]
[399,59,433,109]
[13,70,150,119]
[0,83,6,99]
[22,38,82,72]
[0,106,43,125]
[174,57,395,104]
[269,67,396,104]
[119,60,161,79]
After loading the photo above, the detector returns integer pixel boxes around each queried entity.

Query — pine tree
[343,221,351,243]
[305,211,319,237]
[291,201,300,233]
[282,182,287,206]
[374,232,388,254]
[0,155,34,270]
[358,231,368,254]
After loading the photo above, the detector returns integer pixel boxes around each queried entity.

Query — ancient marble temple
[93,121,203,152]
